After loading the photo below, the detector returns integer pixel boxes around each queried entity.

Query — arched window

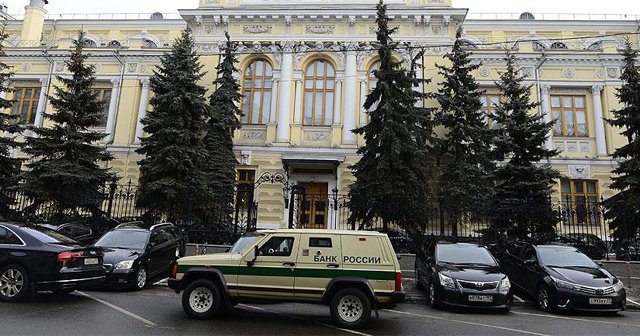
[143,38,157,48]
[366,60,381,111]
[81,38,97,48]
[241,59,273,125]
[303,60,335,126]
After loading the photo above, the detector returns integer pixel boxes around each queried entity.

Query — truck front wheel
[182,279,222,319]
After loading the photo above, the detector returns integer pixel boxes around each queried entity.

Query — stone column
[103,78,121,143]
[591,84,607,156]
[269,78,279,124]
[342,44,358,144]
[333,79,343,124]
[134,78,151,144]
[276,42,294,142]
[293,78,303,124]
[359,79,367,125]
[32,76,49,127]
[540,84,553,151]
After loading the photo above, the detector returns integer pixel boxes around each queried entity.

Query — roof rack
[149,222,173,231]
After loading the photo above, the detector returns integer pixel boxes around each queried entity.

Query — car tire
[330,287,372,329]
[537,285,552,312]
[52,288,75,295]
[182,279,223,319]
[428,280,442,309]
[0,264,30,302]
[133,267,147,291]
[415,264,424,290]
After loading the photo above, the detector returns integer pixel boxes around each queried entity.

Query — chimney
[20,0,49,47]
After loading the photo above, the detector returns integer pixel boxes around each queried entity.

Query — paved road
[2,284,640,336]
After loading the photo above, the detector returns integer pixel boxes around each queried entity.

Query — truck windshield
[230,236,260,253]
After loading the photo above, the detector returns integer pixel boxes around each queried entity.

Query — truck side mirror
[247,245,259,267]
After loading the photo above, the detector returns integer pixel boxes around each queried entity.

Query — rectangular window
[561,179,600,226]
[309,237,332,248]
[237,169,256,185]
[480,94,500,129]
[92,87,112,128]
[11,86,41,125]
[551,95,588,137]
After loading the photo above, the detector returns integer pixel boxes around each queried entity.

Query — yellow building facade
[1,0,636,231]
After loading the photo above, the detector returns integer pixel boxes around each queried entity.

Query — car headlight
[438,273,456,289]
[115,260,135,270]
[552,277,579,291]
[500,277,511,294]
[613,280,624,292]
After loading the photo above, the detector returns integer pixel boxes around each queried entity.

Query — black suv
[94,223,185,290]
[499,242,626,313]
[415,241,512,311]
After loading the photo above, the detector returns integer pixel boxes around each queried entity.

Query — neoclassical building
[1,0,637,231]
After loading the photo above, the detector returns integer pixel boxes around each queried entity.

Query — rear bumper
[35,273,106,291]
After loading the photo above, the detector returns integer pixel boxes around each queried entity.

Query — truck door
[237,234,299,299]
[294,234,342,300]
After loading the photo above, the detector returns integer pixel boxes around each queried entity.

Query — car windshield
[230,236,261,253]
[95,230,149,250]
[436,244,497,266]
[23,226,78,245]
[538,247,598,268]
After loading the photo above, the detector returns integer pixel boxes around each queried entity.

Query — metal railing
[466,12,640,21]
[7,12,183,21]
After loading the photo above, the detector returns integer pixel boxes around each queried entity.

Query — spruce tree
[488,51,559,240]
[349,0,435,243]
[0,26,23,219]
[204,32,243,229]
[435,27,494,235]
[603,41,640,243]
[137,28,211,221]
[20,30,114,221]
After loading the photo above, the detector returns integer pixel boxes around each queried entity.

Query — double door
[297,183,328,229]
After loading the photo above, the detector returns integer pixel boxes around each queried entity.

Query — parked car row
[0,221,185,302]
[415,240,626,313]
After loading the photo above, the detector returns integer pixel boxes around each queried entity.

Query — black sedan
[94,222,185,290]
[415,241,512,311]
[500,242,626,313]
[0,222,105,302]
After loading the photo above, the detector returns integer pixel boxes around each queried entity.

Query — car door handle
[327,263,339,268]
[283,262,295,267]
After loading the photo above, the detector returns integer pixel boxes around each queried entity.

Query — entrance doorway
[297,182,328,229]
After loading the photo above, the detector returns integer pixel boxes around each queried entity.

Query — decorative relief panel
[302,129,332,147]
[126,63,138,74]
[20,63,32,72]
[568,165,591,180]
[305,25,336,35]
[478,66,491,77]
[243,25,272,34]
[562,68,576,78]
[606,67,620,79]
[238,129,267,144]
[554,140,592,153]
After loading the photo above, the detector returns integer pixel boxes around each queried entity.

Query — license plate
[468,295,493,302]
[84,258,99,265]
[589,298,612,305]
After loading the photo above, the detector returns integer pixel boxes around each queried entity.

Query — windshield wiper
[456,262,495,267]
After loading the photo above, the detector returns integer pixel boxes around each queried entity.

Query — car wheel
[182,279,222,319]
[330,287,372,329]
[52,288,75,295]
[537,285,552,312]
[415,264,424,290]
[428,280,442,309]
[0,264,29,302]
[133,267,147,291]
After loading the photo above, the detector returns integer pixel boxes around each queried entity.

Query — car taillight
[395,272,402,291]
[171,262,178,278]
[57,251,83,263]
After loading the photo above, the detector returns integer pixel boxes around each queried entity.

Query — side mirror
[247,245,259,267]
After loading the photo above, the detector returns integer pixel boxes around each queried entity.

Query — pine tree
[435,27,495,234]
[136,28,211,221]
[603,41,640,243]
[349,0,435,242]
[204,32,243,228]
[488,51,559,240]
[20,30,114,221]
[0,25,23,219]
